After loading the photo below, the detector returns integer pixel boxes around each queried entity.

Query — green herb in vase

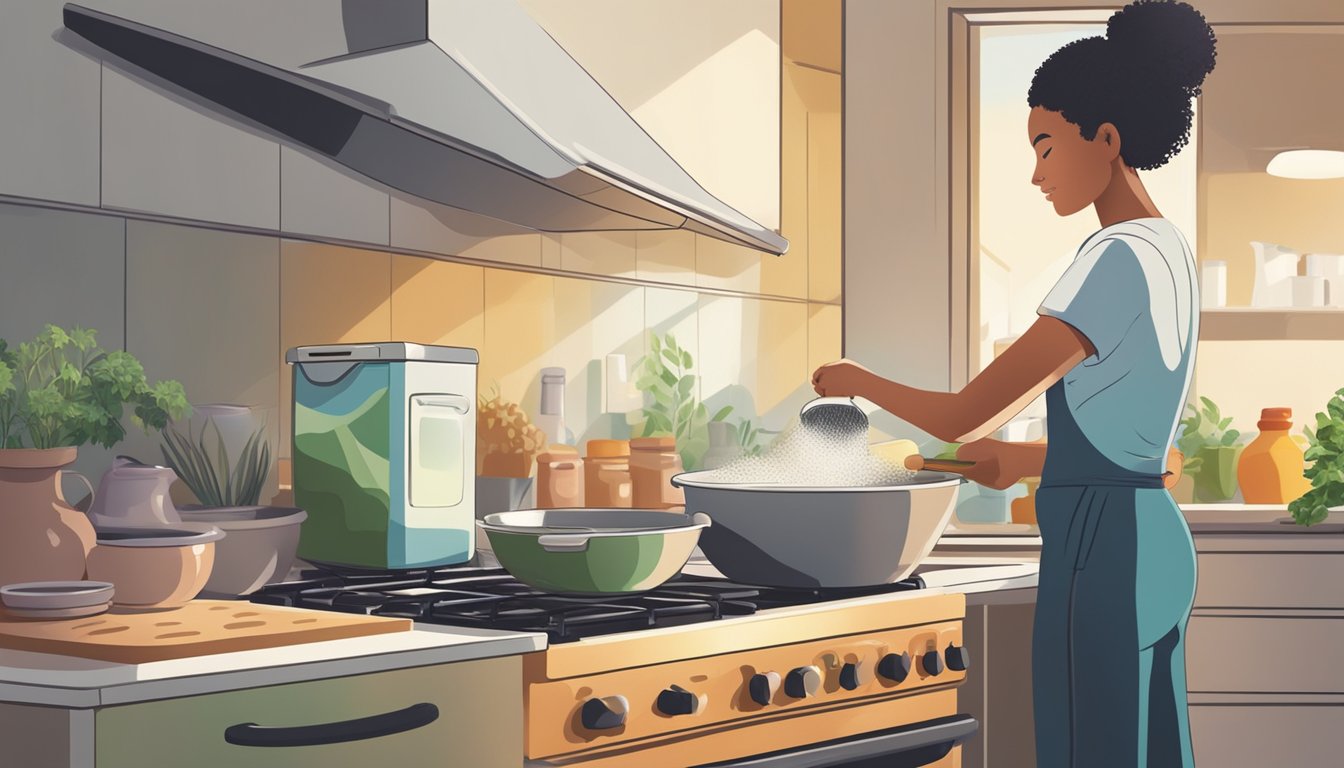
[1288,388,1344,526]
[1176,397,1242,503]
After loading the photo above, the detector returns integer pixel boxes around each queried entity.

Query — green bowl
[478,509,711,595]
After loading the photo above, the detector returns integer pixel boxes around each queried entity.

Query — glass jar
[585,440,632,508]
[630,437,686,509]
[537,446,584,508]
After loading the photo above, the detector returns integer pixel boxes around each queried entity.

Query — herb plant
[1176,396,1241,474]
[0,325,189,449]
[1288,388,1344,526]
[161,417,271,507]
[634,332,732,470]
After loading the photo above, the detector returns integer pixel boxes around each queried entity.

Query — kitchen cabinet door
[95,656,522,768]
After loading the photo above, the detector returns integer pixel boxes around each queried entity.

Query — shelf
[1199,308,1344,341]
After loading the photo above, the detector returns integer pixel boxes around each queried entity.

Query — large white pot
[672,470,962,588]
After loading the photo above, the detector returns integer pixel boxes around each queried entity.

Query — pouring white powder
[702,415,918,487]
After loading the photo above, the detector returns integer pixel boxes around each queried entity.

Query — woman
[812,2,1216,766]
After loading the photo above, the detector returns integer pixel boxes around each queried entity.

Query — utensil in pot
[798,397,869,435]
[903,455,977,474]
[672,470,962,588]
[477,509,712,595]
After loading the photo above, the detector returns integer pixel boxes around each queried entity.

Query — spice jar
[585,440,632,508]
[537,446,584,508]
[630,437,686,509]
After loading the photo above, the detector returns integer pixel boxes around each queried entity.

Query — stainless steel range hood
[63,1,787,255]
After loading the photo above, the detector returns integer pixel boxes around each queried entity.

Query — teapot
[86,456,183,527]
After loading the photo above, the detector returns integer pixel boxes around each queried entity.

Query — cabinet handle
[224,702,439,747]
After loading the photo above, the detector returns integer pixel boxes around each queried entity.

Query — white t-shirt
[1036,218,1199,475]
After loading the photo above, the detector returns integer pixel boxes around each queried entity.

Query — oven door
[691,714,977,768]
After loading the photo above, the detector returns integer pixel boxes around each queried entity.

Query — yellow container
[1237,408,1312,504]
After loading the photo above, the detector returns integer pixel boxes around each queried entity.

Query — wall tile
[541,235,563,270]
[0,204,126,485]
[281,147,390,245]
[695,234,762,293]
[697,294,757,427]
[101,68,279,229]
[390,194,542,266]
[480,269,555,427]
[278,241,392,455]
[121,222,280,497]
[755,300,811,428]
[0,4,101,205]
[807,303,843,377]
[559,231,638,277]
[390,256,485,352]
[807,111,843,303]
[552,278,644,445]
[636,230,697,286]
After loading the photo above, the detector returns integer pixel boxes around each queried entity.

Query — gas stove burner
[250,563,924,642]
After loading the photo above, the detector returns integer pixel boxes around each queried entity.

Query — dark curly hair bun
[1028,0,1217,170]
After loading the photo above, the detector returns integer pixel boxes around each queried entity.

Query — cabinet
[1,656,523,768]
[1184,506,1344,766]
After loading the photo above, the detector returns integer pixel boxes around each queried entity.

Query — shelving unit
[1199,308,1344,341]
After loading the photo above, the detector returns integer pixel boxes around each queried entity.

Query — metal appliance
[286,343,477,570]
[253,562,980,767]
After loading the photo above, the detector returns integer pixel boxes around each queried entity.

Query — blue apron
[1033,380,1198,767]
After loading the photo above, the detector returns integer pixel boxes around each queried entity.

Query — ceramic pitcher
[0,447,98,585]
[87,455,183,527]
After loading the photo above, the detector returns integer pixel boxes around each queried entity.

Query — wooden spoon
[904,455,977,474]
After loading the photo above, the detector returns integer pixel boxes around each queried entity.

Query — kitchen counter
[0,624,545,708]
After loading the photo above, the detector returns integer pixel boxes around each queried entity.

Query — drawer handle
[224,702,439,747]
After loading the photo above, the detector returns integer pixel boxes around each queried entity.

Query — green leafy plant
[1176,396,1241,474]
[161,417,271,507]
[734,419,765,458]
[1288,388,1344,526]
[0,325,189,449]
[634,332,732,470]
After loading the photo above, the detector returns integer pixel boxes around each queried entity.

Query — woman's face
[1028,107,1117,217]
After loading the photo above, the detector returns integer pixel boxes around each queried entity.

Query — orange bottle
[1237,408,1312,504]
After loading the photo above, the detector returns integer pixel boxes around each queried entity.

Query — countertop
[0,624,545,708]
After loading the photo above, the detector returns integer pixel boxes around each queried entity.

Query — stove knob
[580,695,628,730]
[839,663,861,691]
[748,671,781,706]
[877,652,912,683]
[946,643,971,672]
[784,666,822,699]
[923,649,945,676]
[656,685,703,716]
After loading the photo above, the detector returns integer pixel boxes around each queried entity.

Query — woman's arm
[812,315,1094,443]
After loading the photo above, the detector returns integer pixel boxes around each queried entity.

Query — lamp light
[1266,149,1344,179]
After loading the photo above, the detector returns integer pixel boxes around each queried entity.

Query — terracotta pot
[0,447,98,586]
[85,525,223,610]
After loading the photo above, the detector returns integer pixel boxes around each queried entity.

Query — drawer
[1194,552,1344,609]
[96,656,521,768]
[1187,615,1344,693]
[1191,704,1344,767]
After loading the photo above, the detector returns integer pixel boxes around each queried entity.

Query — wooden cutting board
[0,601,411,663]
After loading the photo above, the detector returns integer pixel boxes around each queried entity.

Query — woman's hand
[811,359,879,398]
[955,438,1033,490]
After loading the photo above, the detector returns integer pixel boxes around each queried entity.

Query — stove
[253,563,976,767]
[251,564,924,643]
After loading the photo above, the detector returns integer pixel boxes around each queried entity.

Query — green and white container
[286,343,478,569]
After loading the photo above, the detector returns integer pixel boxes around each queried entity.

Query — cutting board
[0,600,411,663]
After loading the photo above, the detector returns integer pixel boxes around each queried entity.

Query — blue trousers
[1033,485,1198,767]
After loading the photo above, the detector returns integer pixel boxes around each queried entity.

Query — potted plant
[634,332,733,471]
[160,405,308,597]
[0,324,188,585]
[476,385,545,517]
[1176,396,1243,503]
[1288,387,1344,526]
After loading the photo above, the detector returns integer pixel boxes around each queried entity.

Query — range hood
[62,1,787,255]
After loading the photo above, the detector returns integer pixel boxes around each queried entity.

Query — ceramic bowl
[0,581,115,619]
[86,525,224,610]
[175,506,307,597]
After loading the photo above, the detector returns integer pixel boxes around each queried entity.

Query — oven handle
[691,714,977,768]
[224,702,439,747]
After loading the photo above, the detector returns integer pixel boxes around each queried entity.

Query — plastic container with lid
[630,437,686,509]
[1238,407,1312,504]
[585,440,633,508]
[537,445,584,508]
